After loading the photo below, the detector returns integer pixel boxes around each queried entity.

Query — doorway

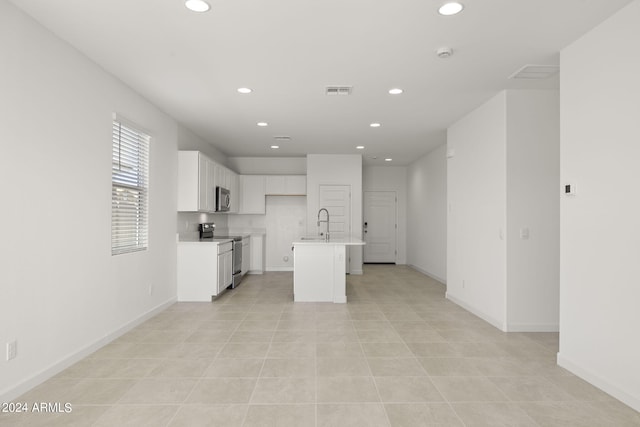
[363,191,397,263]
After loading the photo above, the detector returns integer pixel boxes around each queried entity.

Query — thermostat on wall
[564,184,576,196]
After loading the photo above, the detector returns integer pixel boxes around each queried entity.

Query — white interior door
[319,185,351,272]
[363,191,397,263]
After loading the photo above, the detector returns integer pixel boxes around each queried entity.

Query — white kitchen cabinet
[241,237,250,275]
[249,234,265,274]
[214,163,227,190]
[205,158,216,211]
[178,151,216,212]
[285,175,306,195]
[228,170,239,213]
[217,247,233,293]
[265,175,285,195]
[265,175,306,195]
[213,164,240,213]
[178,241,228,301]
[197,154,208,210]
[239,175,266,214]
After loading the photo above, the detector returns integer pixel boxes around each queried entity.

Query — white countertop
[178,236,233,244]
[219,228,266,236]
[292,236,365,246]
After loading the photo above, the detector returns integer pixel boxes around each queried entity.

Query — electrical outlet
[6,341,17,361]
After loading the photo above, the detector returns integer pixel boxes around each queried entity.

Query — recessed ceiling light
[385,158,393,162]
[270,145,279,149]
[437,47,454,58]
[185,0,210,12]
[356,146,365,150]
[370,123,381,128]
[438,2,464,16]
[388,88,403,95]
[237,87,252,94]
[257,122,268,127]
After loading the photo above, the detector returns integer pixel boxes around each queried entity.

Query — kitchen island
[292,236,365,303]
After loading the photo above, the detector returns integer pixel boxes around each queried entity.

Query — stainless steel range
[199,223,244,288]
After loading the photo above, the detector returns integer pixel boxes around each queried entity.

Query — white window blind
[111,118,150,255]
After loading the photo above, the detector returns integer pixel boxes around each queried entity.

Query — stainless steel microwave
[216,186,230,212]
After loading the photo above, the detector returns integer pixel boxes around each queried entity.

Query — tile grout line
[17,268,625,426]
[238,301,284,427]
[175,303,245,419]
[355,306,394,427]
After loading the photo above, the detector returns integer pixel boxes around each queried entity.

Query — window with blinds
[111,117,150,255]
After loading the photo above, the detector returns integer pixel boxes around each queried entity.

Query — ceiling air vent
[509,65,559,80]
[325,86,353,96]
[273,136,292,142]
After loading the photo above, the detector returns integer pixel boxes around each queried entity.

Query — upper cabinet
[238,174,307,214]
[178,151,216,212]
[239,175,266,214]
[227,169,239,213]
[214,163,228,189]
[214,163,239,213]
[178,151,239,213]
[179,153,304,214]
[265,175,306,195]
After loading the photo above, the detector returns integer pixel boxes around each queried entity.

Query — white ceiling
[10,0,633,165]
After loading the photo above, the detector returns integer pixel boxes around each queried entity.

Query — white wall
[0,1,178,401]
[446,90,560,332]
[506,90,560,331]
[558,0,640,411]
[265,196,307,271]
[306,155,363,274]
[228,157,306,175]
[406,147,447,282]
[447,92,508,329]
[363,166,408,265]
[177,125,228,165]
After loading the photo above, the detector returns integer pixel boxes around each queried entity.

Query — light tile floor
[2,265,640,426]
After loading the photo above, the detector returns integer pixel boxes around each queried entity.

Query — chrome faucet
[317,208,330,241]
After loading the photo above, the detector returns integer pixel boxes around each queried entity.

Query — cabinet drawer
[218,242,233,253]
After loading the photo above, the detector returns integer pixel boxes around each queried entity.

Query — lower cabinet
[241,237,250,275]
[177,241,232,301]
[249,234,265,274]
[217,248,233,293]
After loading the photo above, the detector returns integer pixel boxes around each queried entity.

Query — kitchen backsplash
[177,212,229,239]
[227,214,266,231]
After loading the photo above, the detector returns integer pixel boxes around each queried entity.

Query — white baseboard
[350,269,363,275]
[0,298,176,403]
[408,264,446,285]
[265,267,293,272]
[445,292,506,331]
[557,353,640,412]
[505,322,559,332]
